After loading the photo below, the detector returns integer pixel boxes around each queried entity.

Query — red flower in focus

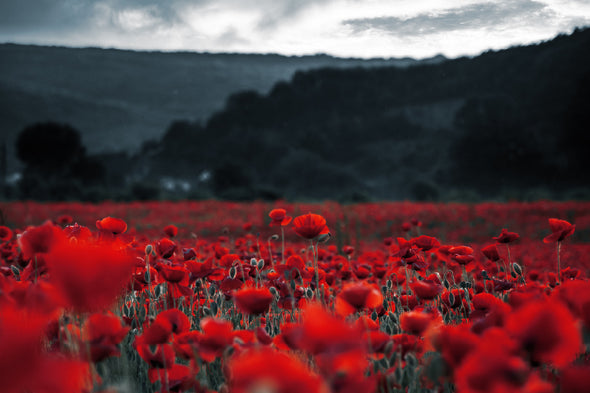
[506,300,581,367]
[543,218,575,243]
[335,282,383,316]
[163,224,178,237]
[0,225,13,242]
[234,286,273,315]
[18,221,65,260]
[45,238,136,312]
[229,347,328,393]
[156,238,177,258]
[269,208,293,226]
[293,213,330,240]
[82,312,130,362]
[96,216,127,235]
[493,228,520,243]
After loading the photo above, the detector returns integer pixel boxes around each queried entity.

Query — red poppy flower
[543,218,575,243]
[147,363,198,392]
[269,208,293,226]
[410,279,442,300]
[199,317,235,360]
[400,310,439,336]
[506,300,581,367]
[163,224,178,237]
[234,286,273,315]
[56,215,73,225]
[560,366,590,393]
[297,303,363,355]
[481,244,501,261]
[82,312,130,362]
[156,237,177,258]
[18,221,65,260]
[95,216,127,235]
[45,238,136,312]
[493,228,520,243]
[429,324,479,368]
[392,333,423,357]
[455,340,529,393]
[0,225,13,242]
[228,347,327,393]
[0,304,47,393]
[335,282,383,316]
[411,235,440,251]
[292,213,330,240]
[135,342,175,369]
[63,223,93,241]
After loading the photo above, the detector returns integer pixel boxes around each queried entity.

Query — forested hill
[0,43,442,171]
[135,27,590,201]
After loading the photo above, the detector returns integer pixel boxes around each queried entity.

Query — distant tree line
[7,27,590,201]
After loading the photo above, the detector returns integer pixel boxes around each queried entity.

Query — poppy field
[1,200,590,393]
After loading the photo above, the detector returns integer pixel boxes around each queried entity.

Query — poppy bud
[512,262,522,276]
[269,287,278,296]
[229,266,237,279]
[386,279,393,289]
[269,234,279,241]
[384,340,394,355]
[10,265,20,279]
[257,259,264,269]
[145,244,153,255]
[250,258,257,266]
[371,311,378,321]
[306,288,314,298]
[316,232,332,243]
[443,279,450,289]
[481,270,489,279]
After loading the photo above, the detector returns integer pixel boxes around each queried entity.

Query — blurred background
[1,0,589,202]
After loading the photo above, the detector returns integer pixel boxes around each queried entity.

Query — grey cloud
[343,1,554,36]
[255,0,336,30]
[0,0,198,34]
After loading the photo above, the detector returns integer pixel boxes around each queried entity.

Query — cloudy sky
[1,0,589,58]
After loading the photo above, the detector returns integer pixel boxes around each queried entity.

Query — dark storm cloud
[344,1,553,36]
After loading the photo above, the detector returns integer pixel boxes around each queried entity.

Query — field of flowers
[1,200,589,393]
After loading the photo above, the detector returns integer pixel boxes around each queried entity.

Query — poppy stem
[267,237,274,270]
[311,240,322,305]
